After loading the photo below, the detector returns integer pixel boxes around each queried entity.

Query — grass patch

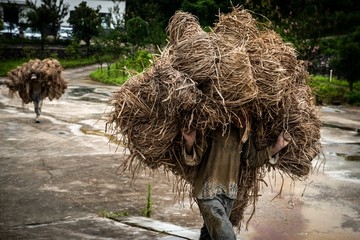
[90,65,129,85]
[90,50,152,85]
[0,59,27,77]
[0,56,97,77]
[59,56,97,69]
[309,75,360,105]
[142,184,152,218]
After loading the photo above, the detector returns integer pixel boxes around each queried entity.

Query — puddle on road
[68,86,112,97]
[67,86,112,103]
[323,123,360,135]
[68,87,95,96]
[321,124,360,183]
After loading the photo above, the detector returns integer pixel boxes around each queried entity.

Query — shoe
[35,114,40,123]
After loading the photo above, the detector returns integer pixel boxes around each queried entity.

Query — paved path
[0,65,201,240]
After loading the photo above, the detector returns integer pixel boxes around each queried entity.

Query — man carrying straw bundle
[5,58,67,123]
[182,122,290,239]
[107,7,321,240]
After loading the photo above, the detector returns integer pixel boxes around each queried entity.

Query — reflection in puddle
[321,124,360,183]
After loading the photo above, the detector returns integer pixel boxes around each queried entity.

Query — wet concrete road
[0,65,202,240]
[0,66,359,240]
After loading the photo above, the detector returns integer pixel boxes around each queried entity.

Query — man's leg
[34,99,42,123]
[199,224,211,240]
[197,195,236,240]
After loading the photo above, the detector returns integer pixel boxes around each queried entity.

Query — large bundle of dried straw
[5,58,67,103]
[107,7,321,228]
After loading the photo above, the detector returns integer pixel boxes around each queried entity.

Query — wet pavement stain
[341,219,360,232]
[323,123,360,134]
[345,155,360,161]
[80,126,124,147]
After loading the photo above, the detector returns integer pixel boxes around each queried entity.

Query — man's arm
[181,128,205,166]
[246,132,291,167]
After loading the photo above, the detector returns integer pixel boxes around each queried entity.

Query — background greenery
[1,0,359,105]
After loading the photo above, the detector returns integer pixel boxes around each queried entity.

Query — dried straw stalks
[107,7,321,229]
[5,58,67,103]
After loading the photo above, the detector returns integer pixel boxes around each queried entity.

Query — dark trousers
[197,194,236,240]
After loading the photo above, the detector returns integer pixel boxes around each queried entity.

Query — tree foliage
[92,0,127,72]
[25,0,69,38]
[125,0,244,47]
[331,28,360,91]
[125,0,183,47]
[180,0,217,27]
[241,0,360,86]
[68,1,102,47]
[126,17,149,50]
[17,0,360,89]
[46,0,69,37]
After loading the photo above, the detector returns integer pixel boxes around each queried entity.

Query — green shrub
[0,59,27,76]
[309,75,360,105]
[142,184,152,218]
[345,91,360,106]
[59,56,97,68]
[90,49,152,85]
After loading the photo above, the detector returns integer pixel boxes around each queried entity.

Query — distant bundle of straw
[5,58,67,103]
[107,7,321,228]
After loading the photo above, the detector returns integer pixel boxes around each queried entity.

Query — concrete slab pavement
[0,215,201,239]
[0,66,203,240]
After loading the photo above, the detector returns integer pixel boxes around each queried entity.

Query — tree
[68,1,102,50]
[46,0,69,38]
[181,0,217,27]
[124,0,243,47]
[125,0,183,47]
[25,0,69,39]
[92,0,128,75]
[331,28,360,91]
[126,17,149,52]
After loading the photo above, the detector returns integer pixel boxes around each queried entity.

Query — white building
[0,0,126,28]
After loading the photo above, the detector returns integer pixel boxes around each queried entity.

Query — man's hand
[270,131,291,156]
[182,128,196,154]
